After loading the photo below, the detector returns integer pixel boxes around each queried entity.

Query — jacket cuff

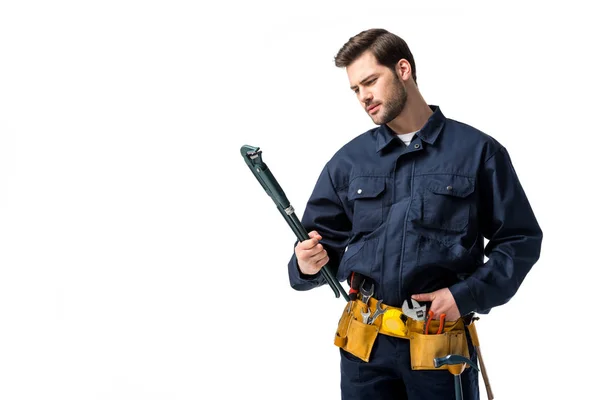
[449,280,478,315]
[295,256,320,281]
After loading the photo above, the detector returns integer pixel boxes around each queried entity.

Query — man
[287,28,542,400]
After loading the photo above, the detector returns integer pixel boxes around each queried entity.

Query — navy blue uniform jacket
[287,106,542,314]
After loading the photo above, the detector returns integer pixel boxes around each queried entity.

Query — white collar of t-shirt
[396,130,419,146]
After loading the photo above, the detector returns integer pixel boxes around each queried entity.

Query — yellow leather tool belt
[333,297,471,370]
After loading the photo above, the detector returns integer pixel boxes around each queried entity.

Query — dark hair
[334,28,417,84]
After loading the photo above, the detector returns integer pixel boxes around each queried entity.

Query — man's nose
[359,89,373,104]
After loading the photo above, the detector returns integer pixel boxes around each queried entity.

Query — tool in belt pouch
[334,277,389,362]
[406,316,470,371]
[334,284,469,369]
[334,296,385,362]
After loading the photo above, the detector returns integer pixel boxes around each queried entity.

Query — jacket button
[414,143,420,149]
[357,189,363,194]
[446,185,453,191]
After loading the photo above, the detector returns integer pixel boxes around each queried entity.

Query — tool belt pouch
[408,320,470,371]
[333,301,379,362]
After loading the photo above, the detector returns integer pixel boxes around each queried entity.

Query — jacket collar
[375,105,446,152]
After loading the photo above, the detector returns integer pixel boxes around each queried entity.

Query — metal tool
[348,271,364,301]
[434,354,479,400]
[424,310,446,335]
[367,300,387,324]
[401,298,427,321]
[360,281,374,310]
[361,309,371,324]
[344,301,352,315]
[240,145,349,301]
[347,272,363,314]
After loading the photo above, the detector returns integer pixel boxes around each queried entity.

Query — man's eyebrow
[350,74,378,91]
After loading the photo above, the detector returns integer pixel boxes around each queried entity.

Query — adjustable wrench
[401,298,427,321]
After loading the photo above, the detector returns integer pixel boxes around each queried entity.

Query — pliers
[348,272,365,300]
[423,310,446,335]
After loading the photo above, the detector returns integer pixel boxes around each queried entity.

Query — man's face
[347,51,407,125]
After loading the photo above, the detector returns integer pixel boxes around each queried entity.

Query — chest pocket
[348,177,386,232]
[422,175,475,232]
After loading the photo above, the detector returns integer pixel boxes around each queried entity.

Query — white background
[1,1,598,399]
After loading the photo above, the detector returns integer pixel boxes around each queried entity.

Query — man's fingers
[301,245,327,259]
[307,242,324,255]
[313,253,329,268]
[298,249,329,275]
[308,230,322,240]
[295,231,327,272]
[310,249,329,262]
[412,293,434,302]
[297,241,321,253]
[298,236,322,250]
[299,246,326,262]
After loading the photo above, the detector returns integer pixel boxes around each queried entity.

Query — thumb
[412,293,434,301]
[308,230,322,239]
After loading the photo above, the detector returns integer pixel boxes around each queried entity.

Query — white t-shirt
[397,130,418,146]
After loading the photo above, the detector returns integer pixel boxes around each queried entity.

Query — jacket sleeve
[449,147,543,314]
[287,162,352,291]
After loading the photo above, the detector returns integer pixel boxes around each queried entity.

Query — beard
[369,73,408,125]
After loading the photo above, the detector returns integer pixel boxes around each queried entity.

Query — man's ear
[395,59,411,81]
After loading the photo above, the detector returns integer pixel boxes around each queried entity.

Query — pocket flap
[348,177,386,200]
[427,176,474,198]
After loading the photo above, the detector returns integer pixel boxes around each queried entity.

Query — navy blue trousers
[340,334,479,400]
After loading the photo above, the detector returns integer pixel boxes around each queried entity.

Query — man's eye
[367,79,376,85]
